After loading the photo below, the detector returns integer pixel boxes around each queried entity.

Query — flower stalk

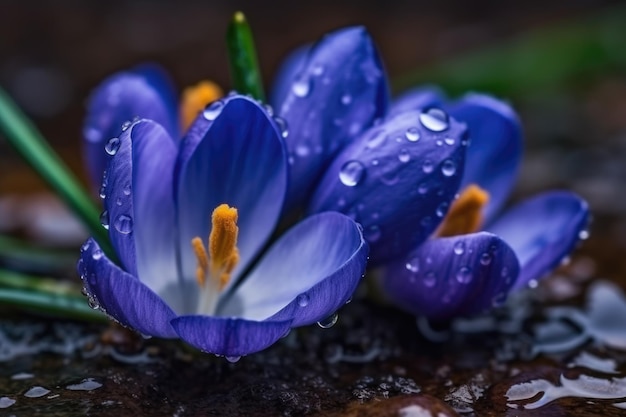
[226,11,265,101]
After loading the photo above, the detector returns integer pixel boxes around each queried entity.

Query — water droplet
[225,356,241,363]
[297,293,310,307]
[273,116,289,138]
[365,225,381,242]
[317,313,338,329]
[579,230,590,240]
[116,197,123,206]
[398,149,410,163]
[66,378,102,391]
[417,183,429,194]
[263,104,274,117]
[123,183,131,196]
[24,386,50,398]
[405,257,420,273]
[100,210,109,230]
[424,272,437,287]
[422,159,434,174]
[436,202,449,217]
[456,266,473,284]
[311,64,325,76]
[292,78,311,97]
[405,127,420,142]
[441,159,456,176]
[295,144,310,157]
[88,297,99,309]
[121,120,132,132]
[339,160,365,186]
[341,93,352,105]
[453,241,465,255]
[480,252,492,265]
[99,184,106,200]
[80,241,90,252]
[444,137,455,146]
[419,108,449,132]
[436,140,443,146]
[114,214,133,234]
[203,100,224,120]
[105,137,120,155]
[92,250,103,260]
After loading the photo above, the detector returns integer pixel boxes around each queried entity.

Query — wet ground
[3,2,626,416]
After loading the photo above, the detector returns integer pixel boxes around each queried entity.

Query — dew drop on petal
[123,183,131,196]
[422,159,434,174]
[121,120,132,132]
[480,252,492,265]
[456,266,473,284]
[273,116,289,138]
[441,159,457,176]
[405,257,420,273]
[203,100,224,121]
[292,78,311,97]
[317,312,338,329]
[297,293,310,307]
[424,272,437,287]
[436,202,449,217]
[295,144,310,157]
[579,230,590,240]
[453,241,465,255]
[405,127,420,142]
[114,214,133,234]
[417,183,429,194]
[105,137,121,156]
[100,210,109,230]
[339,160,365,186]
[419,108,449,132]
[312,64,325,76]
[92,249,103,260]
[398,149,410,163]
[444,137,455,146]
[341,93,352,105]
[225,356,241,363]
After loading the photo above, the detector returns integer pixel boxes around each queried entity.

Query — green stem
[0,235,76,272]
[0,268,81,296]
[0,86,111,253]
[226,11,266,101]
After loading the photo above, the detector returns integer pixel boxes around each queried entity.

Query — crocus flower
[78,93,368,356]
[270,27,590,320]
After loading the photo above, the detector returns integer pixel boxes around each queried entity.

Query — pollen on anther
[436,184,490,237]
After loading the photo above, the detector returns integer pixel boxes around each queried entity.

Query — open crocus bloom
[78,94,368,356]
[270,28,590,321]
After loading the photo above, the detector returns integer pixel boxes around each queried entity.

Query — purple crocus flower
[270,27,590,321]
[78,93,368,356]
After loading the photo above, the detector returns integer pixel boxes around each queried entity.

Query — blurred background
[0,0,625,243]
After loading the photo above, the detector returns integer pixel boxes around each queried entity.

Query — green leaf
[0,86,112,254]
[0,269,107,323]
[393,6,626,97]
[226,11,265,101]
[0,235,76,273]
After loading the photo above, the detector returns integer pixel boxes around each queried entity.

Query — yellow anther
[436,184,490,237]
[191,204,240,292]
[180,81,223,132]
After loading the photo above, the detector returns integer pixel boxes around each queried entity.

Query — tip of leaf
[233,11,246,24]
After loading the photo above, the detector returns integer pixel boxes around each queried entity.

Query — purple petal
[221,212,368,326]
[129,121,180,303]
[83,67,178,190]
[387,85,446,118]
[486,191,589,290]
[78,238,177,338]
[276,26,389,210]
[102,120,179,304]
[381,232,520,321]
[447,93,523,221]
[171,315,292,356]
[176,95,288,291]
[309,109,467,265]
[269,45,310,110]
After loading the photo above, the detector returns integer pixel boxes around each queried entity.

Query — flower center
[436,184,489,237]
[191,204,240,314]
[180,80,223,132]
